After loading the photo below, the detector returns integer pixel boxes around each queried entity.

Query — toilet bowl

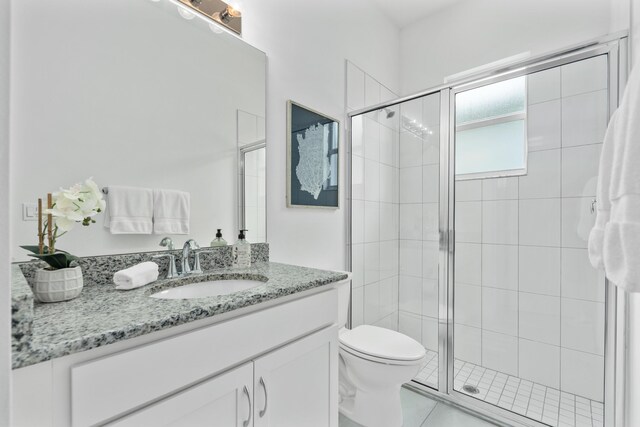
[335,281,426,427]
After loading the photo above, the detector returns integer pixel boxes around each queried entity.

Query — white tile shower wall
[398,94,441,353]
[347,60,400,330]
[454,57,607,402]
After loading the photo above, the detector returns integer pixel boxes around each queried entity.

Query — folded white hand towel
[153,189,190,235]
[113,262,159,290]
[589,63,640,292]
[104,186,154,234]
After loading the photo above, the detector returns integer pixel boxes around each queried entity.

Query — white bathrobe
[588,64,640,292]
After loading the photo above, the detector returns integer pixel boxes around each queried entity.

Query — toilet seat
[339,325,425,365]
[340,344,424,366]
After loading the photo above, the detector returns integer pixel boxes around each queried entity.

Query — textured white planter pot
[32,266,83,303]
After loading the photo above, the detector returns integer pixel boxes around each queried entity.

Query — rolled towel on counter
[113,262,159,290]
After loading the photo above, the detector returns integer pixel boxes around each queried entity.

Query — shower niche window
[456,76,527,179]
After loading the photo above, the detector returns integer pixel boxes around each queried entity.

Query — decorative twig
[38,198,44,254]
[47,193,54,254]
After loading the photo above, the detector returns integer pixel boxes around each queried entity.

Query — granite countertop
[12,261,348,369]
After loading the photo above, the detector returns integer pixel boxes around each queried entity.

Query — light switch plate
[22,203,39,221]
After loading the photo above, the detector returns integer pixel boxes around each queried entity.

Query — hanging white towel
[103,186,154,234]
[588,64,640,292]
[113,262,159,290]
[153,189,190,235]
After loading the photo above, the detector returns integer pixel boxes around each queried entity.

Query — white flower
[44,177,105,232]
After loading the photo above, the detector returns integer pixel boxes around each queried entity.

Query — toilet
[336,281,426,427]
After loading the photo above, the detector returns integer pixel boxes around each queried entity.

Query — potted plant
[21,178,105,303]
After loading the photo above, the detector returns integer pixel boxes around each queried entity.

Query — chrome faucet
[181,239,201,275]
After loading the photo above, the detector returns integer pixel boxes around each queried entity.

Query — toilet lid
[339,325,426,362]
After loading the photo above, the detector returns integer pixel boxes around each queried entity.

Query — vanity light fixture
[176,0,242,35]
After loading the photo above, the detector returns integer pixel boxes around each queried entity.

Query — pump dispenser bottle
[210,229,227,247]
[233,229,251,268]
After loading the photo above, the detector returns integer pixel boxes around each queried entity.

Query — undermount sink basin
[151,279,265,299]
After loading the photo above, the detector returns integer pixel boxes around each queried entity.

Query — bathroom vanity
[11,245,348,427]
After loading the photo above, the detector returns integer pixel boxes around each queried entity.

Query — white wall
[0,0,10,423]
[10,0,265,259]
[610,0,632,34]
[400,0,614,94]
[240,0,401,270]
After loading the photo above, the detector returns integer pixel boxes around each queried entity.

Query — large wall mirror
[10,0,266,261]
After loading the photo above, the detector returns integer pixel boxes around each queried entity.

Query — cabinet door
[253,326,338,427]
[107,362,254,427]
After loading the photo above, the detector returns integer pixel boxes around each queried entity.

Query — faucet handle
[159,237,175,251]
[192,251,203,274]
[192,248,218,274]
[152,254,178,279]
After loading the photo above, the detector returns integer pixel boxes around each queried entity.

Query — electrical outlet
[22,203,39,221]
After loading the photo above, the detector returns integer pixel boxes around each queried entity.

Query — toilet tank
[336,278,351,329]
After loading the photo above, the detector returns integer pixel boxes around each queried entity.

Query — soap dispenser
[210,229,227,247]
[233,229,251,268]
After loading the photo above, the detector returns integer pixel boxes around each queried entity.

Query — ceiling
[371,0,464,28]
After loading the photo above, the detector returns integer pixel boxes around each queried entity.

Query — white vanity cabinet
[108,327,337,427]
[12,285,344,427]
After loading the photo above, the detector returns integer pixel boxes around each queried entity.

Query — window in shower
[455,76,527,179]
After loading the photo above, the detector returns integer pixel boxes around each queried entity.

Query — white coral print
[295,123,331,199]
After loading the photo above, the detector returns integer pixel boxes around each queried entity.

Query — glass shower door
[349,91,443,391]
[451,55,609,427]
[397,92,442,390]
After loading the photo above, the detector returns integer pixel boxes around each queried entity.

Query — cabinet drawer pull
[242,386,252,427]
[259,377,268,418]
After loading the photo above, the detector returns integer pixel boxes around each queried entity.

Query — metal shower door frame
[346,32,629,427]
[443,36,627,427]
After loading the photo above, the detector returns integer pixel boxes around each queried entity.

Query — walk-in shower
[347,34,628,427]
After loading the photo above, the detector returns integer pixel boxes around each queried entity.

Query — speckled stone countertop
[11,264,34,353]
[12,245,348,369]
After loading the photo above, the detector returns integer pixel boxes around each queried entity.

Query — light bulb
[217,5,241,22]
[226,6,241,17]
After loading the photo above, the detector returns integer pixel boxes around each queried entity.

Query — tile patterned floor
[414,349,439,389]
[339,387,496,427]
[413,355,604,427]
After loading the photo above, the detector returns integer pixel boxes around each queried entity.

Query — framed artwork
[286,100,339,208]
